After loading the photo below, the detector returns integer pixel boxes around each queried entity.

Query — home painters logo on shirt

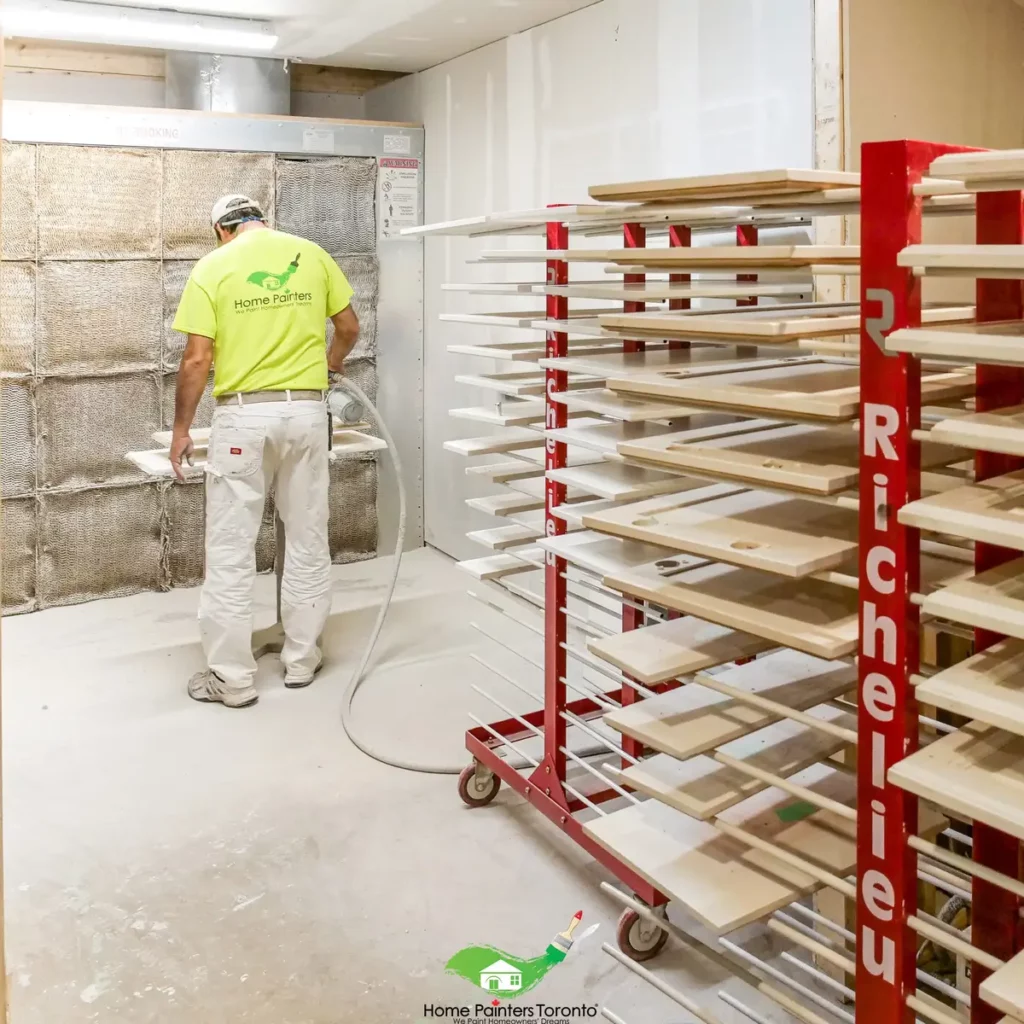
[247,253,302,293]
[234,253,313,313]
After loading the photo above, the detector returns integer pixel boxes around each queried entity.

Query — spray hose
[329,377,608,776]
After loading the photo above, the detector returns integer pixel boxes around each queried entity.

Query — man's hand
[169,432,195,482]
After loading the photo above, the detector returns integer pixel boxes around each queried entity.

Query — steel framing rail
[859,139,1022,1024]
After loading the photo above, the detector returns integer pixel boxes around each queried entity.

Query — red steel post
[668,224,692,350]
[532,216,570,804]
[623,223,646,354]
[736,224,759,308]
[971,189,1024,1024]
[858,139,941,1024]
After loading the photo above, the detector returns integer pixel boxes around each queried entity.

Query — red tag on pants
[230,447,242,455]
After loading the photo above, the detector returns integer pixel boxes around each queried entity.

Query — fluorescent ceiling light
[2,0,279,56]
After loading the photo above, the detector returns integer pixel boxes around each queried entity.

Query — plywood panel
[544,418,684,455]
[898,245,1024,276]
[888,320,1024,364]
[587,616,773,685]
[536,530,700,578]
[601,303,973,342]
[547,461,692,501]
[553,388,708,422]
[456,552,541,581]
[980,949,1024,1022]
[583,763,857,934]
[584,490,859,578]
[915,639,1024,738]
[466,524,542,551]
[620,423,964,495]
[466,492,545,517]
[922,557,1024,640]
[890,722,1024,841]
[588,168,860,203]
[604,562,859,659]
[454,372,547,397]
[603,650,855,757]
[609,362,975,421]
[621,710,852,820]
[547,281,809,303]
[538,348,768,377]
[900,471,1024,548]
[444,430,543,457]
[930,405,1024,457]
[479,246,860,269]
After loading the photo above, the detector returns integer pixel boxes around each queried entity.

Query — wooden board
[441,308,610,329]
[608,361,975,421]
[604,562,860,660]
[584,489,859,578]
[620,423,965,495]
[504,475,593,502]
[923,557,1024,641]
[503,447,606,469]
[915,638,1024,739]
[506,509,585,534]
[551,388,709,422]
[546,281,808,303]
[930,405,1024,457]
[465,492,545,517]
[980,949,1024,1022]
[465,461,543,483]
[466,524,541,551]
[547,461,691,502]
[601,304,974,342]
[536,530,699,578]
[537,348,766,377]
[447,341,617,363]
[547,498,620,528]
[444,430,542,457]
[900,471,1024,549]
[603,649,856,758]
[898,245,1024,277]
[890,721,1024,842]
[456,552,541,581]
[888,320,1024,365]
[583,762,858,935]
[544,419,684,455]
[620,710,852,820]
[541,245,861,269]
[453,371,548,397]
[449,404,548,427]
[587,616,773,685]
[588,168,860,204]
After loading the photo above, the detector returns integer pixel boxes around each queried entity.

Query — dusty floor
[3,547,800,1024]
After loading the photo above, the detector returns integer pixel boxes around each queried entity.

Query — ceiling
[71,0,602,70]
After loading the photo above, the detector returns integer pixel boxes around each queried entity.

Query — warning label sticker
[379,157,420,240]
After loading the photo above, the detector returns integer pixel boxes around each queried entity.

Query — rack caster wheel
[616,903,669,962]
[458,764,501,808]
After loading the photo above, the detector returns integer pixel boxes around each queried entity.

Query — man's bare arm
[170,333,214,481]
[328,305,360,373]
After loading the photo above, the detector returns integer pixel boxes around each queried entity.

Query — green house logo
[444,912,595,1000]
[247,252,301,293]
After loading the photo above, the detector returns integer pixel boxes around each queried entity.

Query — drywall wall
[365,0,815,561]
[3,68,368,119]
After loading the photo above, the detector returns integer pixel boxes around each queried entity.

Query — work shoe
[188,670,258,709]
[284,653,324,690]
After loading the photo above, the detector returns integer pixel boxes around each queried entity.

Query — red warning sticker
[230,447,242,455]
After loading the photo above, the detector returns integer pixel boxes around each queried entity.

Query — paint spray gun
[326,375,367,451]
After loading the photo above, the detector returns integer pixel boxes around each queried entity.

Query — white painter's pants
[199,400,331,691]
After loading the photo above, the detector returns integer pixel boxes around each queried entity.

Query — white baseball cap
[211,193,266,228]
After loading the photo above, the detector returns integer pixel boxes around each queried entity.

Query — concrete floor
[3,547,802,1024]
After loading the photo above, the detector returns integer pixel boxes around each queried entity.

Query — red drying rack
[859,140,1023,1024]
[457,205,768,954]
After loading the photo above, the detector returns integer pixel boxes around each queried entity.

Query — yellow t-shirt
[172,228,354,395]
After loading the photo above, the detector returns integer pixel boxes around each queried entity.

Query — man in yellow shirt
[171,194,360,708]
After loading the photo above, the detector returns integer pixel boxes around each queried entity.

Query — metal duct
[166,53,290,116]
